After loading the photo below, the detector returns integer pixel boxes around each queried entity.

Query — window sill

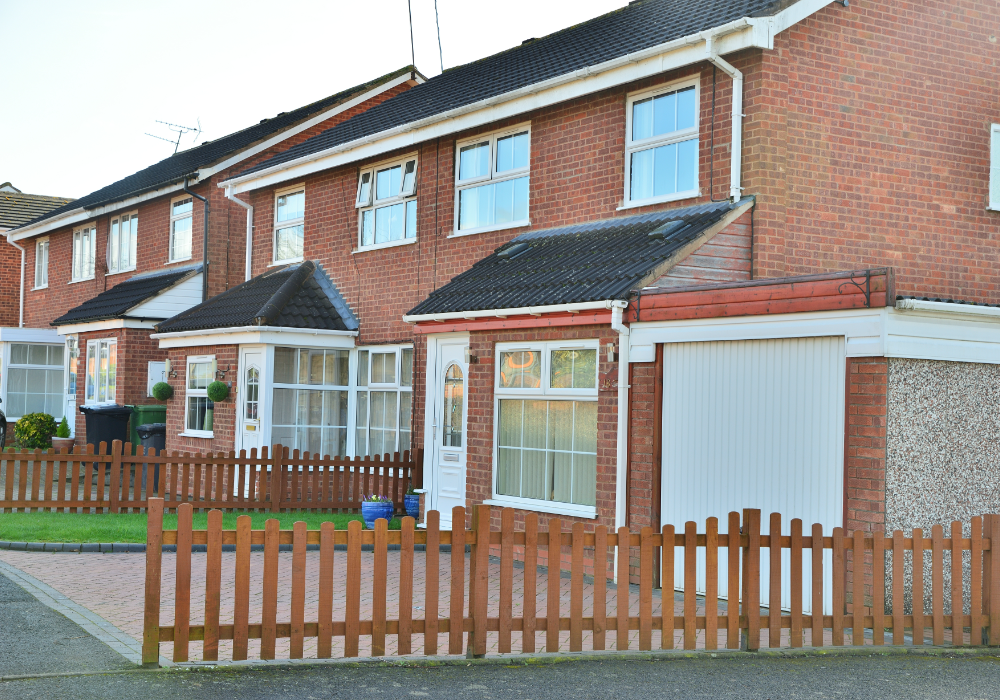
[352,238,418,254]
[449,220,530,238]
[178,431,214,439]
[269,257,304,267]
[68,277,95,285]
[31,285,48,291]
[617,190,700,212]
[105,267,137,277]
[166,257,193,265]
[483,498,598,520]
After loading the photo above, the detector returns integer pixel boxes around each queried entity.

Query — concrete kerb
[0,541,454,553]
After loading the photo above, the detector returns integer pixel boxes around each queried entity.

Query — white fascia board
[402,300,617,324]
[55,319,159,335]
[886,306,1000,365]
[199,71,419,180]
[894,297,1000,320]
[628,307,886,362]
[0,326,63,343]
[152,325,358,349]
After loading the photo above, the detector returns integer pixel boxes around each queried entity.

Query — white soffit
[0,326,63,343]
[153,326,358,349]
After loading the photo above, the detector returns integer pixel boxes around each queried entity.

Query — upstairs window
[274,186,305,263]
[455,126,530,235]
[108,212,138,274]
[990,124,1000,211]
[34,238,48,288]
[625,82,699,207]
[356,156,417,251]
[169,196,193,262]
[71,224,96,282]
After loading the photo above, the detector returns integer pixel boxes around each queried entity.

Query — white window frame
[70,223,97,283]
[169,195,194,263]
[33,238,49,289]
[490,339,600,518]
[183,354,215,438]
[272,184,306,264]
[622,78,700,210]
[356,154,419,252]
[84,338,117,405]
[5,343,66,420]
[990,123,1000,212]
[354,345,414,457]
[453,123,531,237]
[107,210,138,275]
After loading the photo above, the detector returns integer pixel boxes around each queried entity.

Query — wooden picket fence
[0,441,422,514]
[141,503,1000,666]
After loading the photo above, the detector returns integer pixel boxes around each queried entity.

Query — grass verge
[0,511,402,544]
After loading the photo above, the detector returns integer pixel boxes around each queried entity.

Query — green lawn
[0,511,402,544]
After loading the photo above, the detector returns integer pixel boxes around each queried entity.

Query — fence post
[984,514,993,646]
[991,514,1000,646]
[741,508,761,651]
[109,440,122,513]
[270,445,285,513]
[467,504,490,658]
[142,497,164,667]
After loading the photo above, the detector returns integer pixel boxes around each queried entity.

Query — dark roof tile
[0,191,74,229]
[52,265,201,326]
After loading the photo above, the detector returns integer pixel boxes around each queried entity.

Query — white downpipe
[704,34,744,201]
[611,301,630,533]
[6,236,25,327]
[225,187,254,281]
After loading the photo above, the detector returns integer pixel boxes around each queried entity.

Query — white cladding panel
[661,336,845,612]
[129,273,203,319]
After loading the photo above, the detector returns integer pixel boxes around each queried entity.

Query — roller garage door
[661,336,845,612]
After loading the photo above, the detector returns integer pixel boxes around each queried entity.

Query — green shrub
[15,413,58,449]
[55,416,71,439]
[151,382,173,401]
[206,381,229,402]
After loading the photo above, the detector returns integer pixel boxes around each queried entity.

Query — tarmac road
[4,653,1000,700]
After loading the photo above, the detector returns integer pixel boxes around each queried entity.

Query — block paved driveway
[0,549,925,664]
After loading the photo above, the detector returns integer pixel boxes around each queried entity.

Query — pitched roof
[12,66,419,232]
[237,0,787,180]
[51,265,202,326]
[0,189,74,230]
[406,199,751,316]
[156,261,357,334]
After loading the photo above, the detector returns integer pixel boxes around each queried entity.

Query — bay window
[355,346,413,456]
[273,186,305,263]
[185,355,213,435]
[85,339,116,405]
[356,155,418,251]
[72,224,97,282]
[170,196,193,262]
[455,125,530,235]
[270,347,350,457]
[7,344,65,418]
[108,211,138,274]
[494,342,599,514]
[624,82,699,207]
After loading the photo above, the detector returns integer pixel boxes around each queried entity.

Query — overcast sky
[1,0,625,199]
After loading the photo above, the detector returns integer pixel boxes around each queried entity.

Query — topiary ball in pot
[151,382,173,401]
[206,381,229,402]
[15,412,58,449]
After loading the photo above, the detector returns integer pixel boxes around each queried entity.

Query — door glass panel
[442,364,464,448]
[245,366,259,420]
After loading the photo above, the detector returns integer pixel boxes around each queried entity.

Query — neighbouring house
[0,182,74,422]
[149,0,1000,599]
[2,67,424,441]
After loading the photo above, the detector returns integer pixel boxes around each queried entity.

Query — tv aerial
[145,118,201,153]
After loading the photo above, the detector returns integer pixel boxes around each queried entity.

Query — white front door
[238,348,264,455]
[430,339,469,529]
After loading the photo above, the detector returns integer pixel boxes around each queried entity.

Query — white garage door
[661,336,845,612]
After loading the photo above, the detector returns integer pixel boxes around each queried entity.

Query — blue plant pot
[361,501,394,529]
[404,494,420,520]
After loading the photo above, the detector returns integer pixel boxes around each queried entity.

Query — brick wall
[163,345,239,454]
[0,240,21,326]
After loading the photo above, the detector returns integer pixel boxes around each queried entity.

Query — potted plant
[52,416,74,451]
[361,493,394,529]
[404,487,420,520]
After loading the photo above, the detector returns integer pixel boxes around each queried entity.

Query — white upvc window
[84,339,117,405]
[273,185,305,263]
[455,125,530,235]
[33,238,49,289]
[108,211,138,274]
[270,347,350,457]
[492,341,599,516]
[990,124,1000,211]
[624,80,699,208]
[169,196,193,262]
[6,343,65,419]
[355,346,413,457]
[71,224,97,282]
[184,355,214,436]
[356,155,418,251]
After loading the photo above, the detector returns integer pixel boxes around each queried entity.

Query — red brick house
[2,68,422,442]
[151,0,1000,601]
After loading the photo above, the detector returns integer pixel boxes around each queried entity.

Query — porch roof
[406,198,751,317]
[51,264,202,325]
[155,261,358,334]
